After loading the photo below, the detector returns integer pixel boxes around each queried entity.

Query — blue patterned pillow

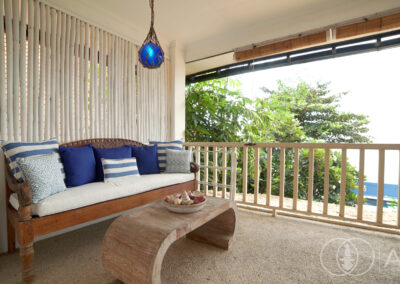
[149,140,183,171]
[102,157,139,183]
[1,139,65,183]
[16,153,67,203]
[165,149,191,173]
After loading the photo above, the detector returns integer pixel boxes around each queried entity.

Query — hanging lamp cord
[149,0,154,28]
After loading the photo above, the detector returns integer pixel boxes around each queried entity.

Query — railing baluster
[323,149,330,216]
[254,146,259,204]
[377,149,385,224]
[266,147,272,207]
[398,150,400,228]
[204,146,209,196]
[279,148,285,209]
[339,149,347,217]
[195,146,200,191]
[222,146,227,199]
[213,146,218,197]
[357,149,365,220]
[307,148,314,213]
[242,146,248,203]
[231,147,237,201]
[293,148,299,210]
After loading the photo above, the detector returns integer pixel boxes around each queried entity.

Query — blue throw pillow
[92,145,132,181]
[132,145,160,175]
[59,144,97,187]
[149,140,183,171]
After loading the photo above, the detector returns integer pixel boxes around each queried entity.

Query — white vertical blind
[0,0,6,140]
[0,0,171,143]
[32,0,39,141]
[50,8,56,139]
[19,0,27,141]
[12,0,19,141]
[83,22,89,139]
[38,2,44,141]
[5,0,14,140]
[27,0,33,141]
[137,59,171,143]
[44,5,50,139]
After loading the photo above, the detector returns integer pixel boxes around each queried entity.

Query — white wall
[169,41,186,140]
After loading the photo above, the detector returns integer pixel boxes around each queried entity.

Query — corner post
[169,41,186,140]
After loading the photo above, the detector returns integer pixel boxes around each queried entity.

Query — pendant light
[139,0,164,68]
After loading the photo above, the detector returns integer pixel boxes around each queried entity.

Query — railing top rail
[184,142,400,150]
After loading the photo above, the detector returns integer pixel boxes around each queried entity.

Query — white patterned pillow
[16,153,67,203]
[102,157,139,183]
[165,149,191,173]
[1,139,65,183]
[149,140,183,171]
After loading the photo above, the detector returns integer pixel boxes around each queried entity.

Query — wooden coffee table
[102,196,237,284]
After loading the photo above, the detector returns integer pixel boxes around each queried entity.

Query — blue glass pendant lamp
[139,0,164,68]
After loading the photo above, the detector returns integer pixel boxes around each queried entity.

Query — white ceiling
[43,0,400,65]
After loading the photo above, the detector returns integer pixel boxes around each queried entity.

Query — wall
[169,41,186,140]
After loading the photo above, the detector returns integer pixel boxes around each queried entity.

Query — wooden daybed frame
[5,138,199,283]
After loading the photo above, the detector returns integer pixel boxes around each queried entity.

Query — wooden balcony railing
[184,142,400,235]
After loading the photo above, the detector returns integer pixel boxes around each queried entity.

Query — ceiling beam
[234,10,400,62]
[337,13,400,39]
[234,31,327,62]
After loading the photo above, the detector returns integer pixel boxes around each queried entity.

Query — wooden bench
[5,138,199,283]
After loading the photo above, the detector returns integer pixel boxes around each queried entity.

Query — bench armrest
[190,162,199,174]
[5,163,33,221]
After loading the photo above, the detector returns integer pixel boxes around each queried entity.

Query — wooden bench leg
[19,242,34,283]
[7,218,16,253]
[17,221,34,283]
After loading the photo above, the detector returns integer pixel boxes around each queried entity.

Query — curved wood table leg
[186,207,236,250]
[102,198,237,284]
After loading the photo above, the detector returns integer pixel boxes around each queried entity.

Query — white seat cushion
[9,173,195,217]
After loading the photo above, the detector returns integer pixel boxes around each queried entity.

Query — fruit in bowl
[163,191,206,213]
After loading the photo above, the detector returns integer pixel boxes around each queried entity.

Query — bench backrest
[61,138,145,148]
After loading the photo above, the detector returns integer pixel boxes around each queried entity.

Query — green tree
[261,81,371,143]
[185,79,370,205]
[186,78,251,142]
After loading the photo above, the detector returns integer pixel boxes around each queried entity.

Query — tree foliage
[185,78,370,205]
[261,81,371,143]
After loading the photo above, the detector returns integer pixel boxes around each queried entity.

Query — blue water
[352,182,398,208]
[362,182,398,199]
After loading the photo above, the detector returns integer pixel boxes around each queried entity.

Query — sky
[231,47,400,184]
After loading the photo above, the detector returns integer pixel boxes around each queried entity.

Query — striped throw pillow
[1,139,65,183]
[102,157,139,182]
[149,140,183,171]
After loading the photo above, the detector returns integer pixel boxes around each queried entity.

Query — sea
[352,182,399,208]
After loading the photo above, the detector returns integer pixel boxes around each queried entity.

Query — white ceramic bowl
[162,198,207,214]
